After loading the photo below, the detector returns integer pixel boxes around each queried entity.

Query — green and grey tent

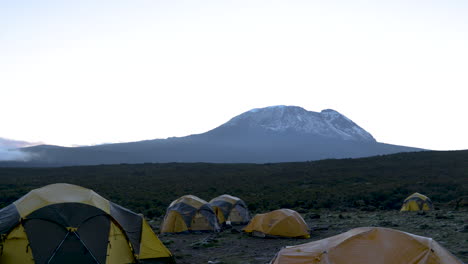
[160,195,220,233]
[209,194,250,225]
[0,183,174,264]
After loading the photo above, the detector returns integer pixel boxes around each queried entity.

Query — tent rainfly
[0,183,174,264]
[270,227,463,264]
[209,194,251,225]
[243,208,310,238]
[160,195,220,233]
[400,192,434,211]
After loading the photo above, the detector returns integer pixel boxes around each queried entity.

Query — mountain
[2,106,423,166]
[214,106,375,142]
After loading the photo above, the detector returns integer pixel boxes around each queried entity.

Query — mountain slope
[3,106,423,166]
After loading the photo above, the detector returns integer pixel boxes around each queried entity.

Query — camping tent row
[160,195,312,239]
[239,191,435,239]
[0,183,174,264]
[0,186,440,263]
[160,195,311,239]
[160,194,251,233]
[270,227,463,264]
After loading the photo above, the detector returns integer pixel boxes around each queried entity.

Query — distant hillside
[0,150,466,216]
[4,106,423,166]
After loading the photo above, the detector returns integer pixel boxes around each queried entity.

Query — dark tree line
[0,150,467,217]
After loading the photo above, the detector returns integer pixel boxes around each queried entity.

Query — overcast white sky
[1,0,467,150]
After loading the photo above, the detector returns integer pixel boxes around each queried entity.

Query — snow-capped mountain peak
[222,105,375,142]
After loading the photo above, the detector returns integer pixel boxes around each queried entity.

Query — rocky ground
[152,208,468,264]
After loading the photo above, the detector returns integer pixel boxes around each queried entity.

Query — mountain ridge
[2,105,423,166]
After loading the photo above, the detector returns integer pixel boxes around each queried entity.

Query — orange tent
[270,227,462,264]
[243,209,310,238]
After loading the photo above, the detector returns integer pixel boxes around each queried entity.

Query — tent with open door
[209,194,250,225]
[0,183,174,264]
[160,195,220,233]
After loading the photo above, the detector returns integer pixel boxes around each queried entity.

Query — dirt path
[154,208,467,264]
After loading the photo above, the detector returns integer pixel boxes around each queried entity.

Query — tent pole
[72,231,101,264]
[46,231,70,264]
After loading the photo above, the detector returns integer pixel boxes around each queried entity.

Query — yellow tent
[209,194,251,225]
[0,183,174,264]
[401,192,434,211]
[270,227,463,264]
[243,209,310,238]
[160,195,220,233]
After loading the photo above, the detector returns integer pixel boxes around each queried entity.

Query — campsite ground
[153,208,468,264]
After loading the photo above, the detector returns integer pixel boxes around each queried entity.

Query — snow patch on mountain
[223,106,376,142]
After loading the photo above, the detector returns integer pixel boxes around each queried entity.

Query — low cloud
[0,137,40,161]
[0,147,33,161]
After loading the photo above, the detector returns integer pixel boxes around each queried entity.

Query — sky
[1,0,468,151]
